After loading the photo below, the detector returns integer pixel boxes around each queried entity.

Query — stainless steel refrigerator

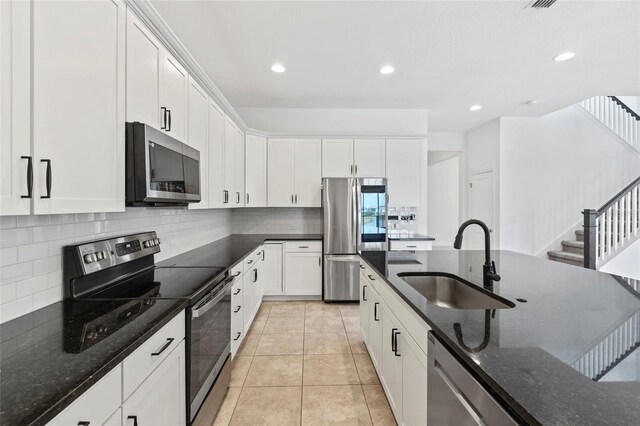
[323,178,388,301]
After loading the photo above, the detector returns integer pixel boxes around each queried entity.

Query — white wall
[465,119,501,248]
[237,107,428,136]
[499,105,640,255]
[428,132,466,151]
[0,208,232,323]
[427,155,459,246]
[599,239,640,280]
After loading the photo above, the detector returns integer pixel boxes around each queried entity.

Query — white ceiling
[151,0,640,132]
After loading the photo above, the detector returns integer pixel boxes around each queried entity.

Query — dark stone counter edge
[30,300,189,426]
[358,254,540,426]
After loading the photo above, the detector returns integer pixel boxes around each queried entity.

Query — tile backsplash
[232,208,322,234]
[0,208,232,323]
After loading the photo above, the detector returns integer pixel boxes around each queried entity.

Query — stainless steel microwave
[126,122,201,206]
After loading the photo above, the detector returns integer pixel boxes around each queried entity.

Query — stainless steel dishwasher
[427,332,517,425]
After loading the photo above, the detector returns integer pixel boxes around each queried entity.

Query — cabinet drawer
[123,311,185,399]
[284,241,322,253]
[389,240,432,251]
[48,365,122,426]
[244,252,259,271]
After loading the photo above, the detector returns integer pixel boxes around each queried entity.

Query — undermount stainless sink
[397,273,515,309]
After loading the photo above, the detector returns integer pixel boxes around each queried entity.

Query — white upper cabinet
[267,138,295,207]
[268,139,321,207]
[354,139,385,177]
[208,101,226,208]
[125,10,162,128]
[293,139,322,207]
[322,139,354,178]
[187,77,209,209]
[223,117,237,206]
[162,54,188,141]
[322,138,385,178]
[1,0,31,216]
[245,134,267,207]
[386,139,426,207]
[32,0,126,214]
[234,126,245,207]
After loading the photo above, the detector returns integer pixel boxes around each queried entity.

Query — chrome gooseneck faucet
[453,219,501,288]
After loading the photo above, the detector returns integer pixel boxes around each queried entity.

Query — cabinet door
[242,269,256,333]
[322,139,353,177]
[263,243,283,295]
[32,0,125,214]
[122,340,186,426]
[381,307,403,422]
[223,117,237,204]
[368,291,383,371]
[234,128,245,207]
[187,77,209,209]
[293,139,321,207]
[267,139,294,207]
[354,139,386,177]
[284,252,322,295]
[254,258,264,315]
[1,0,30,216]
[162,53,188,141]
[125,10,162,128]
[359,271,370,342]
[208,100,226,208]
[245,134,267,207]
[386,139,425,207]
[401,336,428,426]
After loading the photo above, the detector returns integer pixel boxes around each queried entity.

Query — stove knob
[95,251,103,261]
[154,238,160,246]
[83,253,96,264]
[143,240,150,248]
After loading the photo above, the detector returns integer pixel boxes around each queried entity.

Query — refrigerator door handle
[326,255,361,262]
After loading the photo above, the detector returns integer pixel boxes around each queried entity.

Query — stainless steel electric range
[63,231,232,424]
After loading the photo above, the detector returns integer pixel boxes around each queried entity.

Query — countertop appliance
[427,332,517,425]
[126,122,201,206]
[64,232,231,424]
[322,178,388,301]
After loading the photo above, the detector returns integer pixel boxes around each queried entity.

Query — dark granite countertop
[0,298,187,426]
[158,233,322,269]
[387,232,435,241]
[360,249,640,425]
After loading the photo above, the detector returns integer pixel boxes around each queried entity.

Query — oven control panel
[70,232,161,275]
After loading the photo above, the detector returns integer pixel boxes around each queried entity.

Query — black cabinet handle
[161,106,167,129]
[367,274,375,281]
[246,193,249,204]
[77,422,90,426]
[236,192,240,204]
[393,330,401,356]
[253,268,258,282]
[233,332,242,341]
[391,328,397,352]
[128,415,138,426]
[166,109,171,132]
[355,164,358,175]
[233,288,241,295]
[406,245,418,248]
[295,194,298,204]
[234,305,241,313]
[359,264,365,270]
[40,159,51,199]
[318,256,321,267]
[151,337,174,356]
[21,156,33,198]
[350,165,353,174]
[373,302,379,321]
[291,194,294,204]
[362,285,367,301]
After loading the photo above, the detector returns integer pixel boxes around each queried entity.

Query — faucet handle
[488,261,501,282]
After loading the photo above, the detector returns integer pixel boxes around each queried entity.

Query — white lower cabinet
[47,312,186,426]
[122,340,186,426]
[284,252,322,296]
[230,264,244,358]
[360,259,429,426]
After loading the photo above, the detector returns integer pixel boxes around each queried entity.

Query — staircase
[547,230,585,266]
[578,95,640,153]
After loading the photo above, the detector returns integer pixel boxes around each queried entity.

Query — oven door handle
[192,277,233,318]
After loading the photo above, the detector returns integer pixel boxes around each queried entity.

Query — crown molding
[125,0,248,130]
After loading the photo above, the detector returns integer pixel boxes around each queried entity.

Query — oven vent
[527,0,557,8]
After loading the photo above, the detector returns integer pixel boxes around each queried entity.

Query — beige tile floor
[211,301,397,426]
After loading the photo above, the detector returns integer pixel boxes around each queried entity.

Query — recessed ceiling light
[525,100,538,105]
[271,63,286,73]
[379,65,395,75]
[469,105,482,111]
[553,52,575,62]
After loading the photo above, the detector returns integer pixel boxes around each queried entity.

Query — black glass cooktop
[84,266,227,302]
